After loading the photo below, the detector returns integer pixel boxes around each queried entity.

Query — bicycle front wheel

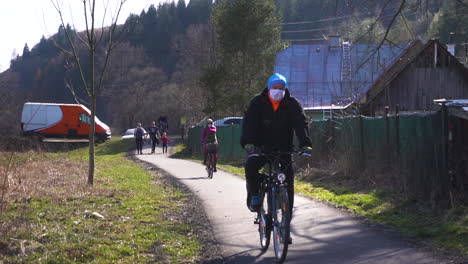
[258,191,271,251]
[273,186,290,263]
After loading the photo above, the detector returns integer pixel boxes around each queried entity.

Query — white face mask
[269,89,285,101]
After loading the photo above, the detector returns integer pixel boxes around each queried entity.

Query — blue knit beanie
[267,73,287,89]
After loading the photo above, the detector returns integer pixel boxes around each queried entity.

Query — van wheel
[34,134,44,142]
[95,135,104,143]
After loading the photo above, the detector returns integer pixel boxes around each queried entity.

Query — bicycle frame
[254,150,299,262]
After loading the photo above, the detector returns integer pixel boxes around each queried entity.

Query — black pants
[245,154,294,215]
[135,138,143,154]
[151,137,159,153]
[162,143,168,153]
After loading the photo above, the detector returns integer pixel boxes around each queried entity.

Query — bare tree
[51,0,127,185]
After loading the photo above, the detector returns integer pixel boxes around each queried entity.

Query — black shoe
[248,195,261,212]
[213,167,217,172]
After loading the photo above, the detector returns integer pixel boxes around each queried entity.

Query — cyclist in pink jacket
[201,119,218,172]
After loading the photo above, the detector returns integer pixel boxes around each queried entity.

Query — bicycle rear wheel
[273,186,290,263]
[206,153,213,179]
[258,191,271,251]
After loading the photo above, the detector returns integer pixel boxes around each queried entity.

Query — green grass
[171,143,468,257]
[295,179,468,255]
[0,139,203,263]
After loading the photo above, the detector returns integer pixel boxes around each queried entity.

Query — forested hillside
[0,0,466,135]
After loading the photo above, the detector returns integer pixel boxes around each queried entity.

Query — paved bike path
[136,149,445,264]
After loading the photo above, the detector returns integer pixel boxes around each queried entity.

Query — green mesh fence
[398,113,443,198]
[188,126,203,156]
[310,112,446,201]
[188,112,448,201]
[188,125,244,159]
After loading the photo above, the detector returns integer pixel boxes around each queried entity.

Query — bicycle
[206,152,214,179]
[204,143,217,179]
[158,121,168,134]
[251,150,306,263]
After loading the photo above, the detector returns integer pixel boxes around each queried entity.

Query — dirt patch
[130,156,225,264]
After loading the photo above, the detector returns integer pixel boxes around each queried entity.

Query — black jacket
[240,88,312,151]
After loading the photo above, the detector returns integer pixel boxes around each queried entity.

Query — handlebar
[248,149,310,158]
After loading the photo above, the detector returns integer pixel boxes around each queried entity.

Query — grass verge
[0,139,207,263]
[295,175,468,257]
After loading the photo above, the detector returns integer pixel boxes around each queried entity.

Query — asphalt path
[136,144,447,264]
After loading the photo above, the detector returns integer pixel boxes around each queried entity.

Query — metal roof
[273,42,411,109]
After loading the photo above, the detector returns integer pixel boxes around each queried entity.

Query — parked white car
[214,117,243,126]
[121,128,147,140]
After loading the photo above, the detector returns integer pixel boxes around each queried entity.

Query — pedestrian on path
[161,132,171,153]
[134,123,145,154]
[148,121,160,154]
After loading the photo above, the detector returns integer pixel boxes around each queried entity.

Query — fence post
[440,102,450,206]
[395,105,400,162]
[359,113,365,170]
[394,105,405,196]
[326,118,333,162]
[231,125,234,159]
[385,106,390,169]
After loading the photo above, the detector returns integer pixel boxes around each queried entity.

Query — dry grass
[296,150,399,194]
[0,151,112,212]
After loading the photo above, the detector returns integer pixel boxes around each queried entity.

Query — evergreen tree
[22,44,31,58]
[176,0,187,28]
[428,0,468,45]
[204,0,284,114]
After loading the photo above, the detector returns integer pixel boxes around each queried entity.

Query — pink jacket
[201,125,217,144]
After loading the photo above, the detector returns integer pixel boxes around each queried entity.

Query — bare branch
[456,0,468,8]
[91,0,97,51]
[51,0,91,97]
[354,0,407,72]
[83,0,92,45]
[96,0,111,47]
[97,0,127,91]
[354,0,394,44]
[49,36,74,57]
[74,27,92,49]
[401,13,415,40]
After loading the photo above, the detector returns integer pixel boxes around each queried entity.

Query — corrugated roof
[273,42,411,109]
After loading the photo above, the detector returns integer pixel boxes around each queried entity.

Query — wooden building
[358,39,468,116]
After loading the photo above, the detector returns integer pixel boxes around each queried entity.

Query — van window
[79,113,91,124]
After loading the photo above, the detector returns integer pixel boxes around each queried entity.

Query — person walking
[134,123,145,155]
[158,113,169,133]
[161,132,171,153]
[148,121,160,154]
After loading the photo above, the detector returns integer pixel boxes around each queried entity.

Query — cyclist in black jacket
[241,73,312,214]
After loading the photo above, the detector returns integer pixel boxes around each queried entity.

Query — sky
[0,0,187,73]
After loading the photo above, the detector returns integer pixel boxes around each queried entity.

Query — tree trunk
[88,46,96,185]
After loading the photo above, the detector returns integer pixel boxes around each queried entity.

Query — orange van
[21,102,111,142]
